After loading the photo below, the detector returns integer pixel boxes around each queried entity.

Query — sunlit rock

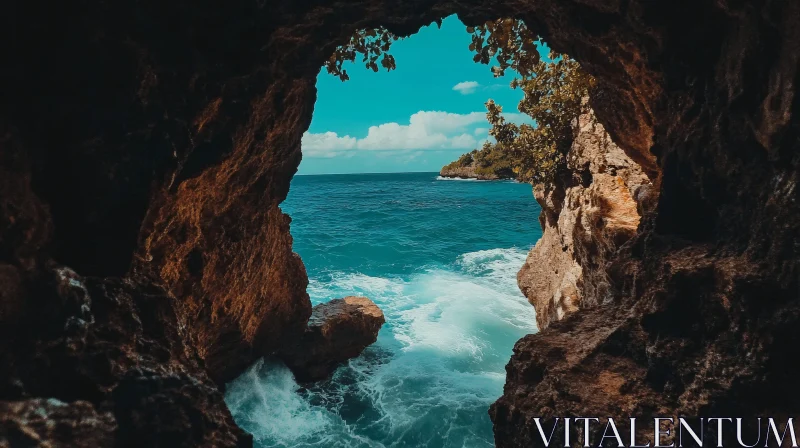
[518,107,651,330]
[279,296,385,382]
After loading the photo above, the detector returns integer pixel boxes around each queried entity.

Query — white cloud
[302,111,488,156]
[448,133,479,148]
[473,127,488,135]
[452,81,480,95]
[408,111,486,134]
[301,131,356,157]
[356,111,484,150]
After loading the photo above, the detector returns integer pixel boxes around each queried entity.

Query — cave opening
[3,0,798,446]
[222,15,546,447]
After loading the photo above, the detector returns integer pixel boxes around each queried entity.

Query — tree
[465,19,595,184]
[324,27,399,81]
[325,19,595,185]
[481,50,595,184]
[466,18,542,78]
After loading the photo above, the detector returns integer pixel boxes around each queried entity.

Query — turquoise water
[225,172,542,447]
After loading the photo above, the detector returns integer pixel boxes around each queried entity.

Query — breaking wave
[225,248,537,448]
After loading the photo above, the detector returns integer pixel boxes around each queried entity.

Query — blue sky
[298,15,540,175]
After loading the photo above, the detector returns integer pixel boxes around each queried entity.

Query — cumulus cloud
[452,81,480,95]
[302,111,488,156]
[301,131,357,157]
[473,127,488,136]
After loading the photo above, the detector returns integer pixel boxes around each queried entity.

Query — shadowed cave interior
[1,0,798,446]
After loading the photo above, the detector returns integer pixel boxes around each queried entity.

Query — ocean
[224,172,542,447]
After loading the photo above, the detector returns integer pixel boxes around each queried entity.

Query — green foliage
[466,19,541,78]
[455,152,474,166]
[443,142,516,178]
[324,27,399,81]
[442,151,475,171]
[466,19,595,184]
[451,51,593,184]
[487,53,594,184]
[327,20,595,185]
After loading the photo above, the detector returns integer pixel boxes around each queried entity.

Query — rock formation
[279,296,385,382]
[0,265,250,446]
[518,109,652,330]
[0,399,116,447]
[439,164,514,180]
[1,0,798,446]
[489,0,800,444]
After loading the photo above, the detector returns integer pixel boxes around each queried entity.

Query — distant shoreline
[439,164,516,181]
[295,171,440,176]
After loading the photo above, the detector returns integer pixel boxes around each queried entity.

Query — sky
[298,15,540,175]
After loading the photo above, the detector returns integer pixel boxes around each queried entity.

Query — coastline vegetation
[444,51,594,184]
[440,142,516,179]
[326,19,595,185]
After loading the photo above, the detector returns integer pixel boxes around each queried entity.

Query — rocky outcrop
[490,0,800,444]
[279,297,385,382]
[0,264,250,447]
[439,164,514,180]
[0,399,116,447]
[518,110,652,330]
[1,0,799,446]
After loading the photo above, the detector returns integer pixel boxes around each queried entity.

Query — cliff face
[1,0,799,446]
[518,110,652,330]
[490,0,800,444]
[0,263,251,446]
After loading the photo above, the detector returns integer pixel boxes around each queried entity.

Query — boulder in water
[279,296,385,382]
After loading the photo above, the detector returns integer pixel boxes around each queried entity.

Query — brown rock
[0,264,24,329]
[0,0,797,445]
[279,296,385,382]
[518,108,651,330]
[0,399,116,447]
[0,268,250,447]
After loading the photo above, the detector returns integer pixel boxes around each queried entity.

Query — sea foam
[435,175,480,181]
[225,247,537,448]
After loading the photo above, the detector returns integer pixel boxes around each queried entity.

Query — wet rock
[279,297,385,382]
[0,269,250,447]
[0,399,116,447]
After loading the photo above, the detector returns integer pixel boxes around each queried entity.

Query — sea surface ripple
[226,172,542,448]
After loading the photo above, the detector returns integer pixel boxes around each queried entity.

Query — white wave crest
[435,176,479,181]
[227,247,538,447]
[225,359,334,446]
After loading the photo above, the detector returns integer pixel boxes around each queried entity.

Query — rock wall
[490,0,800,444]
[0,263,251,446]
[518,109,652,330]
[1,0,799,446]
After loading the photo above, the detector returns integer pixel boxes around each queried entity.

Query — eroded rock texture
[0,264,250,447]
[490,0,800,445]
[279,296,385,382]
[0,399,116,447]
[1,0,799,446]
[518,109,652,330]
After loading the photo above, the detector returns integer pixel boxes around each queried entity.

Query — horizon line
[295,170,440,176]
